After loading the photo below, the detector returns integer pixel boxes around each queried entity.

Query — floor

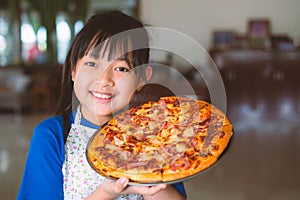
[184,77,300,200]
[0,78,299,200]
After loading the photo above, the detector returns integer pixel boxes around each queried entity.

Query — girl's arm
[17,117,65,200]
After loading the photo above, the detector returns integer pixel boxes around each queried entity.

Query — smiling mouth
[91,92,113,100]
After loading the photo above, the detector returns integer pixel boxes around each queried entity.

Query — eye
[113,60,131,72]
[85,61,97,67]
[115,66,130,72]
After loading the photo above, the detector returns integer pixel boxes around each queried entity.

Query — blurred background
[0,0,299,199]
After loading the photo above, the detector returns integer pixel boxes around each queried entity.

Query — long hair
[55,11,150,141]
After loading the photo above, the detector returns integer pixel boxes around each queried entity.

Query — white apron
[62,106,143,200]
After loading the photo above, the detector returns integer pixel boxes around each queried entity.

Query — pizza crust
[162,156,217,182]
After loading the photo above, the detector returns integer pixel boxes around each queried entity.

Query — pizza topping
[169,157,191,171]
[184,148,196,157]
[212,144,220,151]
[175,142,187,153]
[113,135,125,145]
[183,127,194,137]
[127,160,149,169]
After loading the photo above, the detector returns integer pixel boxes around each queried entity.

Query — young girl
[17,11,186,200]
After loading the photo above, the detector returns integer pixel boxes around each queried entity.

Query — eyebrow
[87,53,126,61]
[87,54,132,68]
[88,50,127,59]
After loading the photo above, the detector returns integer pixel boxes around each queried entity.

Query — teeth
[92,92,112,99]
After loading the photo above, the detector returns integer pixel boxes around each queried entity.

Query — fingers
[114,177,129,193]
[142,184,167,195]
[98,177,129,199]
[125,184,167,196]
[100,177,167,198]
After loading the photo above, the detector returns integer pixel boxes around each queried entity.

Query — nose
[97,69,114,87]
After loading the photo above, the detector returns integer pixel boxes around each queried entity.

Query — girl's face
[72,49,151,125]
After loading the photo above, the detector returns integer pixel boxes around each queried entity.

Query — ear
[71,69,76,81]
[137,66,153,91]
[145,65,153,82]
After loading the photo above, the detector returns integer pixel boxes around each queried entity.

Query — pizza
[86,96,233,183]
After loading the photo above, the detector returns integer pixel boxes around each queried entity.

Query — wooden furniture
[0,68,32,121]
[30,73,52,112]
[209,49,300,111]
[24,64,60,113]
[210,48,300,81]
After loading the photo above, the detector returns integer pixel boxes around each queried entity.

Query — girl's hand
[88,177,167,200]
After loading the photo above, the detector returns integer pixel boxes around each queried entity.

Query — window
[56,15,71,64]
[0,14,10,66]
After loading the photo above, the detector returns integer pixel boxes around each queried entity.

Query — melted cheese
[183,127,194,137]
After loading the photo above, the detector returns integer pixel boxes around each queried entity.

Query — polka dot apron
[62,106,143,200]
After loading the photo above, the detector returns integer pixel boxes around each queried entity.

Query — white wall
[140,0,300,65]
